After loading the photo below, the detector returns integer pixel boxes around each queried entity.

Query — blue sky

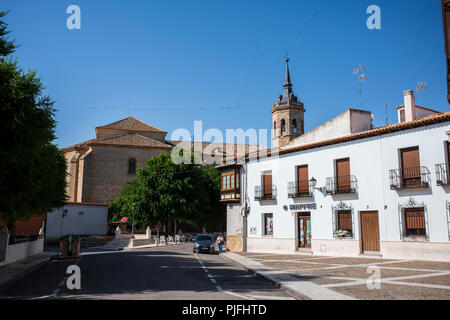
[2,0,448,148]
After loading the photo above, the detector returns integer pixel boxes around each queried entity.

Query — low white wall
[311,239,361,257]
[247,237,295,253]
[46,203,108,239]
[0,238,44,267]
[380,241,450,262]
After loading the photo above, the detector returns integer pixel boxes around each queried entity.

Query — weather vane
[353,64,368,108]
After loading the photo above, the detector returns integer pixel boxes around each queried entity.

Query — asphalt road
[0,244,294,300]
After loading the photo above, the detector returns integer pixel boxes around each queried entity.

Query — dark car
[193,234,217,254]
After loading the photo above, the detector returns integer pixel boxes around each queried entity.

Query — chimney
[403,90,416,122]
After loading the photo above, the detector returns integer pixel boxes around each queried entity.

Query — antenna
[416,81,427,106]
[353,64,368,108]
[385,103,388,126]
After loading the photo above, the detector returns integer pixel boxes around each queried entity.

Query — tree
[0,11,67,240]
[108,152,225,233]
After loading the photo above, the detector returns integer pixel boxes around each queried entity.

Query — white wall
[245,121,450,259]
[46,203,108,239]
[0,238,44,267]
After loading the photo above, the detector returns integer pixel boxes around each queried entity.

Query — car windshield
[196,235,212,242]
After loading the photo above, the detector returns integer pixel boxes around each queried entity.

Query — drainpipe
[242,162,249,252]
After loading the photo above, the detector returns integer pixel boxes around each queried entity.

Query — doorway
[360,211,380,252]
[297,213,311,248]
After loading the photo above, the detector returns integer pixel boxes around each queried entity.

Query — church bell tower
[272,57,305,148]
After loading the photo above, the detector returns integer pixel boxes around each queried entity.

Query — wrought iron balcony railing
[436,163,450,186]
[325,175,357,195]
[389,166,430,190]
[287,181,313,198]
[254,185,277,201]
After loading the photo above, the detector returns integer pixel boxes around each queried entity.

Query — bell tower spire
[272,56,305,149]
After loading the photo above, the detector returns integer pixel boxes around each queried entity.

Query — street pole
[132,202,135,236]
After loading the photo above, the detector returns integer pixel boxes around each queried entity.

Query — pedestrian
[216,233,224,254]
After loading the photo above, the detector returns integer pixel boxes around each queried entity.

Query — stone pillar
[146,226,151,239]
[115,226,121,240]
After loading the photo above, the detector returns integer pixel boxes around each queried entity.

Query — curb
[220,253,308,300]
[0,254,56,290]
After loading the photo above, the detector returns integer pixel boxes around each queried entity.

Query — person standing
[216,233,224,253]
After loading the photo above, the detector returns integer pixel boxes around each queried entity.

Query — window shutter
[401,147,420,185]
[336,158,350,189]
[297,165,309,193]
[263,174,272,196]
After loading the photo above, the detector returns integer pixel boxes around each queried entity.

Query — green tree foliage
[108,152,225,232]
[0,11,67,235]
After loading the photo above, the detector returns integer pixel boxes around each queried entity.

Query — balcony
[325,175,357,195]
[220,188,241,202]
[254,185,277,201]
[436,163,450,186]
[389,166,430,190]
[287,181,313,198]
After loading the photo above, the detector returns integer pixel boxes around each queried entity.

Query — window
[335,158,351,192]
[400,146,421,187]
[292,119,297,134]
[263,173,272,197]
[337,210,352,233]
[221,170,238,191]
[273,121,276,130]
[404,207,426,237]
[128,159,136,175]
[263,213,273,236]
[297,165,309,195]
[280,119,286,135]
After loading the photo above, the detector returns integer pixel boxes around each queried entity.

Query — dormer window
[128,158,136,175]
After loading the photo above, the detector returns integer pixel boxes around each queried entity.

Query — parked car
[193,234,217,254]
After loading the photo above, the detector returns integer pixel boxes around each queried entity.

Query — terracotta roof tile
[238,111,450,162]
[96,116,166,133]
[91,133,172,149]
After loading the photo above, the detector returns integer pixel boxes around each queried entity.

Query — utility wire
[54,105,240,111]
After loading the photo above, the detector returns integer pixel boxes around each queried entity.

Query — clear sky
[2,0,448,148]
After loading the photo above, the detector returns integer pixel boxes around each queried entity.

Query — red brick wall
[0,214,46,236]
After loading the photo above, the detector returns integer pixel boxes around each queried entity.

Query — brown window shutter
[336,158,350,189]
[337,210,352,231]
[401,147,420,185]
[263,174,272,196]
[404,208,425,235]
[297,165,309,193]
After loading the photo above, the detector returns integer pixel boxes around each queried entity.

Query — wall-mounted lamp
[309,177,325,193]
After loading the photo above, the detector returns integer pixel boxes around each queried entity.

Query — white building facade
[245,115,450,261]
[218,60,450,261]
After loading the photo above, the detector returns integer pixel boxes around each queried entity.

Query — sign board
[289,203,317,210]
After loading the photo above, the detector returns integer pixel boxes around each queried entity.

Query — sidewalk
[0,252,55,289]
[222,252,356,300]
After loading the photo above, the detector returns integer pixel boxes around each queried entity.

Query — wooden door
[336,158,350,191]
[263,174,272,197]
[360,211,380,252]
[401,147,420,186]
[298,214,311,248]
[297,165,309,194]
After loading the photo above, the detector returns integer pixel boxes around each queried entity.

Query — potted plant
[335,229,352,238]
